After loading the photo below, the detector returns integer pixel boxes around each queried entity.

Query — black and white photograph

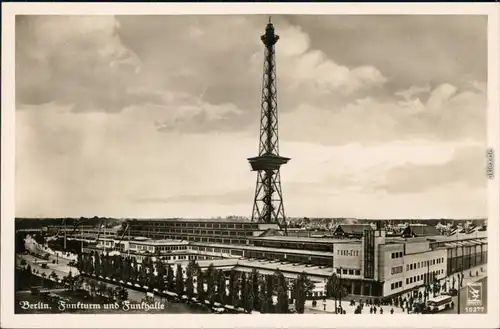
[2,3,499,329]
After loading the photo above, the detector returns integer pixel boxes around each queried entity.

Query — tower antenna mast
[248,19,290,235]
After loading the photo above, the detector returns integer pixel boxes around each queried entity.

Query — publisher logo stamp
[466,283,483,307]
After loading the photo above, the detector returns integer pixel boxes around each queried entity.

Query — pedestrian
[323,300,326,311]
[369,307,373,314]
[390,308,394,314]
[380,308,383,314]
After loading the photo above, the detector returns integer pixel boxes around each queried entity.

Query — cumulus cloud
[16,16,160,112]
[374,146,487,194]
[14,15,488,218]
[275,25,387,96]
[280,82,486,146]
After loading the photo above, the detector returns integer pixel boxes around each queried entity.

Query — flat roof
[191,242,334,257]
[235,259,333,278]
[254,236,360,244]
[385,231,487,245]
[429,231,487,242]
[170,258,239,268]
[126,218,255,223]
[129,239,188,245]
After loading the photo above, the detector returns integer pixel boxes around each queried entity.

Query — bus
[426,295,453,313]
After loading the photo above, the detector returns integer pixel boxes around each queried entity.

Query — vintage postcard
[1,2,499,329]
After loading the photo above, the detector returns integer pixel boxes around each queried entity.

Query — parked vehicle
[427,295,453,313]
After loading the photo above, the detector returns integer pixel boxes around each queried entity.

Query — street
[442,276,487,314]
[16,253,209,314]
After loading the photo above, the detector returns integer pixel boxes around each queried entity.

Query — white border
[2,2,499,329]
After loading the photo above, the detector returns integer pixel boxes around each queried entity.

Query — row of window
[391,252,403,259]
[405,269,443,285]
[390,281,403,290]
[447,244,487,257]
[255,240,333,253]
[391,266,403,275]
[131,229,253,237]
[130,244,188,251]
[244,250,332,266]
[406,257,444,271]
[335,268,361,276]
[130,222,258,230]
[191,246,243,256]
[337,250,360,257]
[148,233,249,245]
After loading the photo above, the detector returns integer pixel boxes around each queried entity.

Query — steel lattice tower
[247,18,290,234]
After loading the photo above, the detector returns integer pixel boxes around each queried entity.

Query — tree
[116,286,128,302]
[175,264,184,296]
[156,260,166,292]
[228,270,237,304]
[230,271,240,307]
[94,252,101,276]
[258,276,268,313]
[239,272,248,308]
[111,255,119,280]
[87,254,95,274]
[88,279,97,297]
[216,270,226,304]
[326,273,337,298]
[98,282,107,296]
[144,256,155,287]
[274,269,289,313]
[293,272,314,314]
[122,257,131,282]
[106,286,115,301]
[265,275,274,313]
[197,268,205,301]
[206,264,217,303]
[76,253,84,272]
[138,260,149,285]
[50,270,58,281]
[131,257,138,282]
[185,261,196,296]
[243,274,255,313]
[250,268,260,311]
[166,264,174,292]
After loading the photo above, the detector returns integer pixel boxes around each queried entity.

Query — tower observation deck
[248,18,289,234]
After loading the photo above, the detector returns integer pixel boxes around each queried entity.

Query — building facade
[70,219,487,299]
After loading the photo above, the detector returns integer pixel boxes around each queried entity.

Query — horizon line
[14,216,488,220]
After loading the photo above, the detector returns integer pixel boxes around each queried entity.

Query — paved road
[17,254,78,280]
[442,276,487,314]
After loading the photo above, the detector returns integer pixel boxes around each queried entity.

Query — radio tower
[248,17,290,234]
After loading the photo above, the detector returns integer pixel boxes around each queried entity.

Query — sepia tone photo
[2,5,499,328]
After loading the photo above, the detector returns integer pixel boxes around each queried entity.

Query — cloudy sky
[15,15,488,219]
